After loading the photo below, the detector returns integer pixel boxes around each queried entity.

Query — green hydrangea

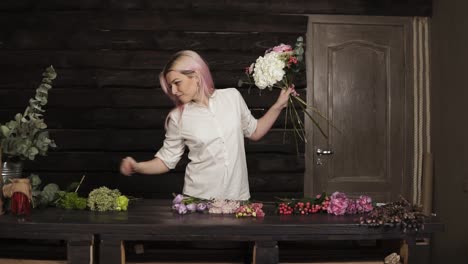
[115,195,129,211]
[87,187,121,212]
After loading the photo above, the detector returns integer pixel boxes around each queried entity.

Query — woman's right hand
[120,156,138,176]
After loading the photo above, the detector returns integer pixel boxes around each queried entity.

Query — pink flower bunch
[277,192,374,216]
[345,199,358,214]
[327,193,374,216]
[208,199,240,214]
[356,195,373,213]
[327,192,349,215]
[270,43,293,53]
[235,203,265,218]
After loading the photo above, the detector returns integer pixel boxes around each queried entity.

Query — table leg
[67,235,94,264]
[401,237,419,264]
[100,237,125,264]
[253,241,278,264]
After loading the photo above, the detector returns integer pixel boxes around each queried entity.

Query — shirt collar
[210,90,217,98]
[187,90,217,108]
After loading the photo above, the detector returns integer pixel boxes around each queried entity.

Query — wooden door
[305,15,414,202]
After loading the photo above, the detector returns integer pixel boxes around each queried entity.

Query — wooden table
[0,212,94,264]
[0,199,444,264]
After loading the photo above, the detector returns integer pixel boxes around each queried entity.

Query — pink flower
[289,56,298,64]
[356,195,373,213]
[287,56,298,68]
[272,44,293,53]
[251,203,263,210]
[246,63,255,74]
[255,207,265,218]
[345,199,358,214]
[327,192,349,215]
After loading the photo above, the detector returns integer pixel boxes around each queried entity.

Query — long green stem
[293,96,341,135]
[283,96,289,144]
[288,97,304,142]
[293,96,329,121]
[297,98,328,139]
[290,97,307,143]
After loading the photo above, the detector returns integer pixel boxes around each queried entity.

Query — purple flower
[346,199,358,214]
[186,203,197,212]
[196,203,207,212]
[356,195,373,213]
[172,194,184,205]
[172,203,180,210]
[177,204,187,214]
[327,192,349,215]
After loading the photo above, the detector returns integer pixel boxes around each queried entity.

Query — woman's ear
[193,73,201,87]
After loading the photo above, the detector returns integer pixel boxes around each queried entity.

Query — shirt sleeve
[154,111,185,169]
[236,89,258,137]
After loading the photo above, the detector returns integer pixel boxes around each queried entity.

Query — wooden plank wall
[0,0,431,200]
[0,2,306,200]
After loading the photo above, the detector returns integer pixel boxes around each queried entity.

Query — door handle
[316,148,333,156]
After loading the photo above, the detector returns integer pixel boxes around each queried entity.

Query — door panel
[305,16,413,202]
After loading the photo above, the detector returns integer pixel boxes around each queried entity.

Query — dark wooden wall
[0,0,432,200]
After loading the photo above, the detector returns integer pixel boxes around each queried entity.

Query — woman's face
[165,70,199,104]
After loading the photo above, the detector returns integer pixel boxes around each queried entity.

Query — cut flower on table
[171,193,264,217]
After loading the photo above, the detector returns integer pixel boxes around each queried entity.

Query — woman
[120,50,292,200]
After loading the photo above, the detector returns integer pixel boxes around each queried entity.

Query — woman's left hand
[273,87,294,110]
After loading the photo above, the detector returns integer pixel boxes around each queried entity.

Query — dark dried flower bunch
[359,197,426,233]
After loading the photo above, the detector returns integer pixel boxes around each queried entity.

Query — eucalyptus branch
[0,66,57,160]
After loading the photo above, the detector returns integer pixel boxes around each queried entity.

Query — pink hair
[159,50,215,128]
[159,50,215,107]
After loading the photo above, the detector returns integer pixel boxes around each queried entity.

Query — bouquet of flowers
[239,37,328,145]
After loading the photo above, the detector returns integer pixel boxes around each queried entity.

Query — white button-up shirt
[155,88,258,200]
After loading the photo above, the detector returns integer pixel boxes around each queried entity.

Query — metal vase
[1,160,24,185]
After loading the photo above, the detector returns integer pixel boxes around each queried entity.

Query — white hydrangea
[252,52,286,89]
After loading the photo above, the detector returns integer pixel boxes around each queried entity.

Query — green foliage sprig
[29,173,60,208]
[0,66,57,160]
[56,191,87,210]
